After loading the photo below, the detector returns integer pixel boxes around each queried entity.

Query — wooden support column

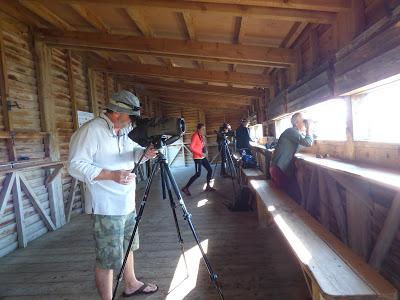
[66,50,79,130]
[329,171,372,260]
[66,50,86,220]
[369,192,400,270]
[305,167,318,213]
[324,173,348,245]
[317,169,330,229]
[334,0,366,51]
[34,38,65,228]
[344,96,355,160]
[104,72,110,102]
[12,174,26,248]
[87,67,99,116]
[0,173,16,217]
[309,28,320,67]
[0,26,17,161]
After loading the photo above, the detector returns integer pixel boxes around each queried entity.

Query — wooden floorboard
[0,166,309,299]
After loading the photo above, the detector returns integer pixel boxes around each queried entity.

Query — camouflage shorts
[93,210,139,270]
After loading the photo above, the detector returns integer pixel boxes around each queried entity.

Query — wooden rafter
[0,0,50,28]
[126,7,154,37]
[18,0,75,31]
[125,7,174,67]
[39,29,296,67]
[70,3,110,32]
[34,0,338,24]
[119,77,262,97]
[159,98,247,110]
[182,0,350,12]
[135,89,253,105]
[89,60,272,86]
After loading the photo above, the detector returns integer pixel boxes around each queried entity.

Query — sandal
[122,283,158,297]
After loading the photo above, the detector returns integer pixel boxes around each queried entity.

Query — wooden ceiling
[0,0,350,107]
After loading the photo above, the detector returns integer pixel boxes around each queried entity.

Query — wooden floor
[0,166,309,300]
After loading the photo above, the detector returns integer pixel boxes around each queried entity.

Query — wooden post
[317,169,330,230]
[305,167,318,213]
[12,174,26,248]
[34,37,65,228]
[309,28,320,67]
[344,96,355,160]
[324,173,348,245]
[329,172,372,259]
[66,50,78,130]
[0,26,17,161]
[87,67,99,116]
[0,173,16,217]
[66,50,86,219]
[369,192,400,270]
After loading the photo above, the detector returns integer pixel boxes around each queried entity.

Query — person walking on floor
[182,123,215,196]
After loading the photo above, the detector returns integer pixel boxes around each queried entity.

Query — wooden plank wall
[51,49,92,218]
[0,15,49,257]
[0,13,106,257]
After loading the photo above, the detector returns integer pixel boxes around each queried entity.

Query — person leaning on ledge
[68,90,158,300]
[270,112,313,195]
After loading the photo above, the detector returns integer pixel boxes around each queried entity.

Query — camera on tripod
[128,117,186,148]
[215,123,235,144]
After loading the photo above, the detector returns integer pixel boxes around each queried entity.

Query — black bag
[242,154,258,169]
[231,186,252,211]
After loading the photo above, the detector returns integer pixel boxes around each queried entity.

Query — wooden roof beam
[134,89,253,105]
[183,0,350,12]
[35,0,338,24]
[38,29,296,67]
[18,0,75,31]
[125,8,174,68]
[117,77,262,97]
[70,4,110,32]
[0,0,51,28]
[158,98,249,109]
[88,60,272,87]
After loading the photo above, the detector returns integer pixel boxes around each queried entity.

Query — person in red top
[181,123,215,196]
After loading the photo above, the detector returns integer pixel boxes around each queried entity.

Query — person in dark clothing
[216,123,233,177]
[236,119,252,155]
[182,123,215,196]
[270,112,313,191]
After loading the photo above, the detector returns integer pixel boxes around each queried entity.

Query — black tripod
[211,138,239,206]
[112,148,224,300]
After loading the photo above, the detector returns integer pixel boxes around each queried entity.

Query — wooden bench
[249,179,398,300]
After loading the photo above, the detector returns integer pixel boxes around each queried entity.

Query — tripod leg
[211,147,221,180]
[161,163,189,279]
[162,161,225,300]
[112,161,159,300]
[160,162,167,200]
[224,146,238,207]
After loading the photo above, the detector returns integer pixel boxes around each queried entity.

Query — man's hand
[95,169,136,185]
[145,144,157,159]
[112,170,136,185]
[305,120,313,134]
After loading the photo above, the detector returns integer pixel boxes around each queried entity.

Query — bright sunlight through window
[302,98,347,141]
[353,80,400,143]
[274,98,347,141]
[166,240,209,300]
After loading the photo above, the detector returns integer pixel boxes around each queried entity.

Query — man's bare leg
[123,251,158,294]
[95,267,113,300]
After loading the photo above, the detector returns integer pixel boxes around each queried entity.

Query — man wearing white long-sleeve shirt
[68,90,158,299]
